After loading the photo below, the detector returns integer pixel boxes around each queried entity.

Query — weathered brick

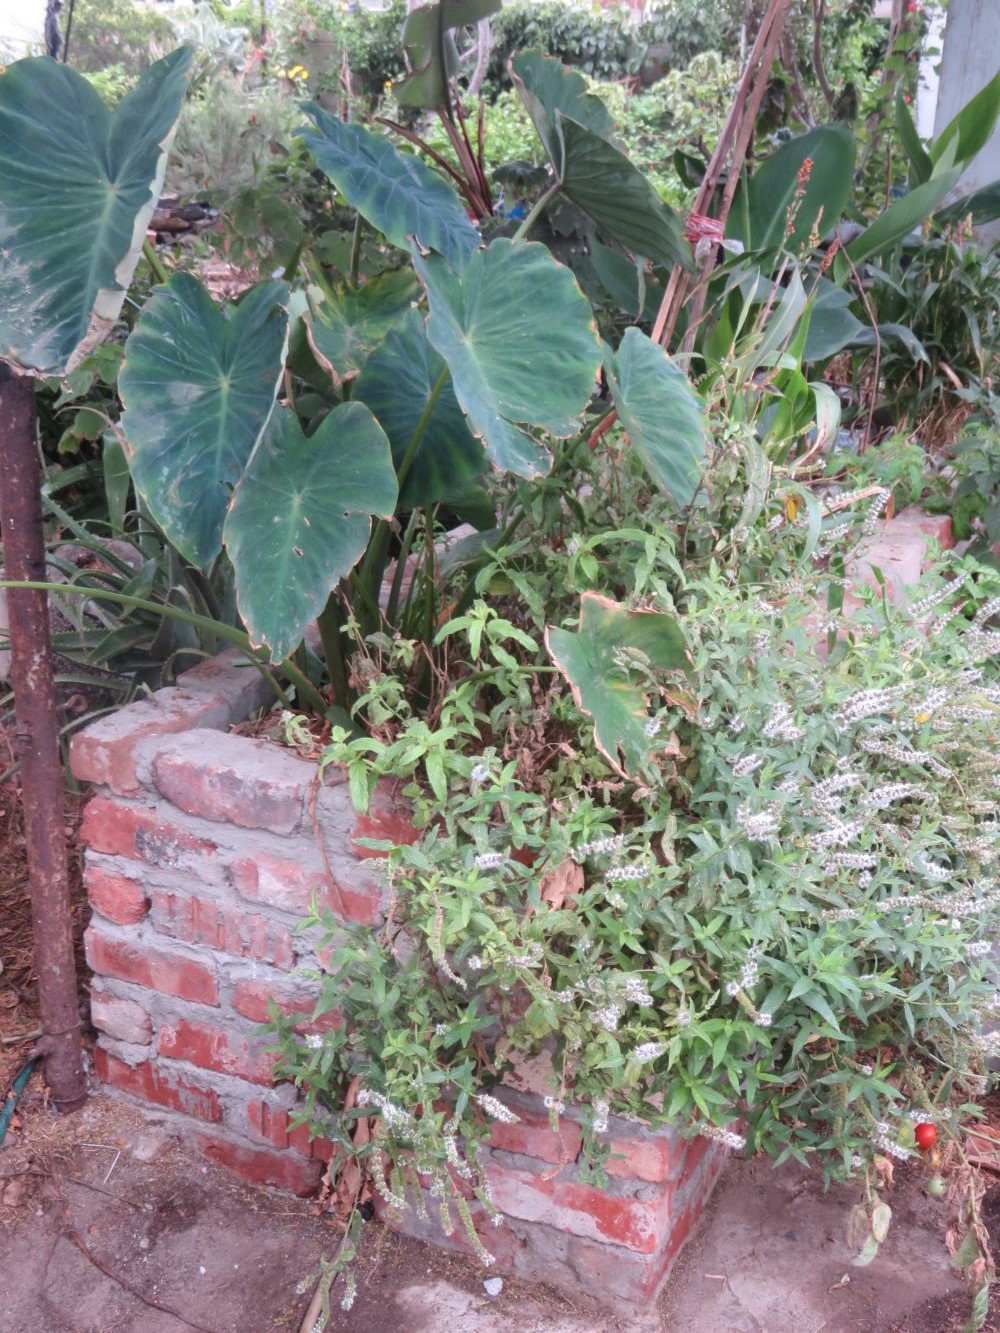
[90,990,153,1045]
[94,1048,220,1122]
[157,1017,275,1085]
[70,689,230,795]
[604,1123,686,1185]
[245,1100,333,1160]
[230,978,340,1036]
[84,863,149,926]
[80,797,217,868]
[192,1132,322,1196]
[152,731,309,833]
[177,648,275,718]
[485,1164,672,1254]
[150,889,294,967]
[231,849,381,926]
[85,926,219,1006]
[351,780,418,859]
[488,1106,582,1166]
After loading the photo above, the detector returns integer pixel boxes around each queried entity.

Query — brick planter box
[70,648,726,1304]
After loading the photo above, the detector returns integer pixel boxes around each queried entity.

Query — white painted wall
[0,0,46,58]
[933,0,1000,238]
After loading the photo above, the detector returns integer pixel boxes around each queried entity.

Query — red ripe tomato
[914,1122,938,1151]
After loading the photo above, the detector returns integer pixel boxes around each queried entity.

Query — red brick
[90,990,153,1045]
[151,732,308,834]
[84,863,149,926]
[605,1126,685,1185]
[351,782,418,859]
[485,1164,673,1254]
[80,797,217,867]
[193,1132,322,1196]
[150,889,294,967]
[231,850,381,926]
[85,926,219,1006]
[488,1107,582,1166]
[94,1048,220,1122]
[158,1017,275,1085]
[246,1101,333,1160]
[231,978,340,1035]
[70,689,230,795]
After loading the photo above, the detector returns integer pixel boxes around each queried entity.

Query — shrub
[272,452,1000,1263]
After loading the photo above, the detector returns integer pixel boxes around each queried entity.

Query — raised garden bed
[69,648,727,1305]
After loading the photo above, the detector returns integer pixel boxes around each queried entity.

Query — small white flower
[632,1041,667,1065]
[475,1093,521,1125]
[474,851,504,871]
[470,763,490,785]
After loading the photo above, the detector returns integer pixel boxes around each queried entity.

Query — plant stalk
[512,179,562,243]
[0,367,86,1113]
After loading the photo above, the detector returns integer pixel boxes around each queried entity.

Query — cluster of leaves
[271,452,1000,1280]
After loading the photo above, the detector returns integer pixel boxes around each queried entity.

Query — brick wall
[70,647,726,1304]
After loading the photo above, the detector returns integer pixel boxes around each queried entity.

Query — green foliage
[165,73,303,202]
[864,226,1000,433]
[66,0,176,74]
[271,451,1000,1239]
[949,426,1000,559]
[0,48,193,376]
[274,0,408,105]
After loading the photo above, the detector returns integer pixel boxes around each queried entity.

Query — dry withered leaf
[540,860,584,911]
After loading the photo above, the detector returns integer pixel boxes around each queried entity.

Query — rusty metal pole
[0,365,86,1112]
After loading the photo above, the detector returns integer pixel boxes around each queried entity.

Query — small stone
[483,1277,503,1297]
[138,1238,150,1251]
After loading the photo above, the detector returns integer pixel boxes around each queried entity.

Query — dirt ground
[2,763,999,1333]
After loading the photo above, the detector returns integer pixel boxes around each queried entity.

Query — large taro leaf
[305,267,420,387]
[604,328,706,506]
[510,48,615,170]
[396,0,502,108]
[0,48,192,376]
[226,402,397,662]
[354,307,483,509]
[727,124,855,254]
[413,239,601,478]
[509,49,688,271]
[297,108,479,271]
[546,592,689,779]
[558,116,689,271]
[119,273,288,569]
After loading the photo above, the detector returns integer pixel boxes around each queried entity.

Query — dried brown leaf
[540,860,584,911]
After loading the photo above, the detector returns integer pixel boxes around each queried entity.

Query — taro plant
[105,35,698,715]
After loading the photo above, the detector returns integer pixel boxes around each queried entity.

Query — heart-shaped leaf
[0,48,192,375]
[558,115,690,271]
[354,307,483,509]
[509,49,688,272]
[226,402,397,662]
[119,273,289,569]
[413,239,601,478]
[604,328,707,506]
[298,108,480,271]
[510,48,615,170]
[546,592,689,779]
[306,267,420,387]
